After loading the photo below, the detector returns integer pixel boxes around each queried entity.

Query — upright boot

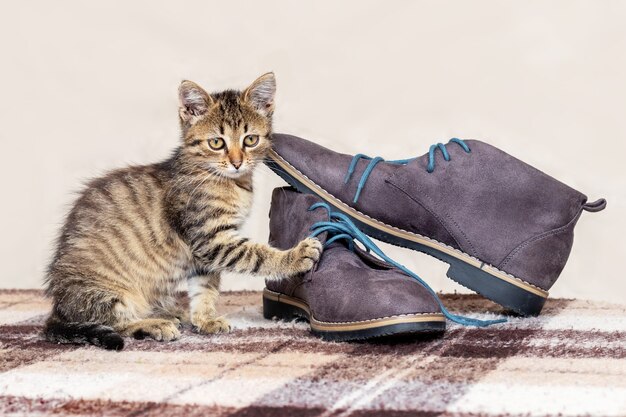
[264,187,449,341]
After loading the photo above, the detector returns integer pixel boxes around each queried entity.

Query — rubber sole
[266,151,548,316]
[263,289,446,341]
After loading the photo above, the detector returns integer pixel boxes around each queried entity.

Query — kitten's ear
[178,80,213,124]
[243,72,276,116]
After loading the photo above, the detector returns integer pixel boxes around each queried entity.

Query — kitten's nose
[231,160,242,170]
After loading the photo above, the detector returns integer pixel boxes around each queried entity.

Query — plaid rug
[1,290,625,417]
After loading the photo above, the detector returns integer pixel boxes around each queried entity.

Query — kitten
[43,73,322,350]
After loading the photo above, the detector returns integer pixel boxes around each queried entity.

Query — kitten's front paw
[193,316,231,334]
[287,237,323,275]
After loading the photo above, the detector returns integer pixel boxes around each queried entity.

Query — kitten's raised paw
[129,319,181,342]
[193,316,231,334]
[287,237,323,275]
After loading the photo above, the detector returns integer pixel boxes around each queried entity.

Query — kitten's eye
[243,135,259,147]
[208,138,225,150]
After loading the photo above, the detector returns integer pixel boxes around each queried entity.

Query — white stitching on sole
[263,289,445,326]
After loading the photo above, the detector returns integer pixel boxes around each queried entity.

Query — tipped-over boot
[266,134,606,316]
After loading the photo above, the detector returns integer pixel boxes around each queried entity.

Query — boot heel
[262,291,309,321]
[446,260,546,316]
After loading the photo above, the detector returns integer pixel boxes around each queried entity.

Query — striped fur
[43,73,322,349]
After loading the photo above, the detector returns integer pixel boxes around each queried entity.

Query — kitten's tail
[44,316,124,351]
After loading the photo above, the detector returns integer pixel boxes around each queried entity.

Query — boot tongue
[268,187,329,250]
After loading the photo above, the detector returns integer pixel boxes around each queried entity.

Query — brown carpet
[0,290,625,417]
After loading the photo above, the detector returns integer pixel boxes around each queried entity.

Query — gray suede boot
[264,187,451,341]
[266,134,606,316]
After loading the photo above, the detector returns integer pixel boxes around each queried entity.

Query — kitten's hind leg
[151,296,190,327]
[188,273,230,334]
[119,318,181,341]
[159,306,190,326]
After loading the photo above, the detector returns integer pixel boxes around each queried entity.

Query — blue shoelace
[307,202,506,327]
[344,138,471,203]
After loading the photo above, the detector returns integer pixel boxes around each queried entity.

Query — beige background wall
[1,1,624,302]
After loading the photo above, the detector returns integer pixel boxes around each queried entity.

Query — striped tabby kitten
[44,73,322,350]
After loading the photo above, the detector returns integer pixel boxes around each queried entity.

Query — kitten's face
[178,73,275,179]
